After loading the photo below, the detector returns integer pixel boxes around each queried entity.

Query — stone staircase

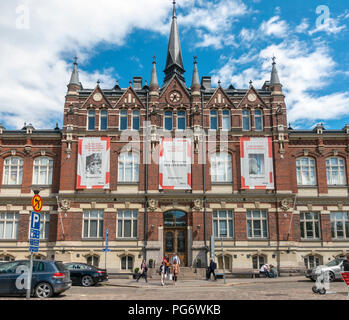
[148,267,206,280]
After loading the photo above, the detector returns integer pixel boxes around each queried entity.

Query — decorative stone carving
[255,202,260,209]
[24,146,31,156]
[60,199,71,211]
[148,199,158,212]
[307,203,312,211]
[40,149,46,156]
[11,149,16,156]
[193,199,203,210]
[280,199,290,211]
[125,202,130,209]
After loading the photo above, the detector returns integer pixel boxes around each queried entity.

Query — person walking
[170,259,180,286]
[136,259,148,283]
[163,255,170,277]
[206,258,217,281]
[343,253,349,271]
[159,261,166,286]
[171,252,181,266]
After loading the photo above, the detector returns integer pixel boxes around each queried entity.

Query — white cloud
[259,16,288,38]
[309,17,346,35]
[296,19,309,33]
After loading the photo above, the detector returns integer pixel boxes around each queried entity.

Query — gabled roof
[80,84,112,109]
[207,86,235,108]
[160,74,190,99]
[236,86,269,109]
[114,85,144,109]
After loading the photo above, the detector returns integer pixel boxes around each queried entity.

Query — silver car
[305,258,344,282]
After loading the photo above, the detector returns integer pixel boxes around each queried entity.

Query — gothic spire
[191,56,200,93]
[150,56,159,91]
[164,1,185,84]
[270,56,281,86]
[68,57,80,86]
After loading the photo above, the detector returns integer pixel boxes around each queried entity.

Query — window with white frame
[300,212,321,239]
[254,109,263,131]
[177,110,186,130]
[3,157,23,185]
[164,111,173,131]
[242,109,251,131]
[87,109,96,130]
[0,213,19,239]
[247,210,268,239]
[100,109,108,131]
[87,255,99,267]
[117,210,138,238]
[304,255,322,269]
[132,109,140,131]
[222,110,231,131]
[83,210,104,238]
[39,213,50,240]
[213,210,233,238]
[33,157,53,185]
[120,109,128,131]
[296,157,317,185]
[210,110,218,130]
[331,212,349,239]
[210,152,232,183]
[326,157,346,185]
[118,152,139,183]
[252,255,265,269]
[121,255,134,271]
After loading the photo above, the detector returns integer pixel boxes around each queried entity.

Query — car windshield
[326,259,343,267]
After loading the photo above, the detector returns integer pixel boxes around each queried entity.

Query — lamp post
[221,237,226,284]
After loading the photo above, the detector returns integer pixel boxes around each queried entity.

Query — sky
[0,0,348,130]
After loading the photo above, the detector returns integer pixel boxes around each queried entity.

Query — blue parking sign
[30,212,41,230]
[29,212,41,252]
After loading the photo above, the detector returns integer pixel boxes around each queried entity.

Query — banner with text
[159,138,192,190]
[240,137,274,190]
[77,137,110,189]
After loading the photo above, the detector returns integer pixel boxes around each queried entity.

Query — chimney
[201,76,211,90]
[133,77,143,90]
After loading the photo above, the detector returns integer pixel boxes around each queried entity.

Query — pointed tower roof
[150,56,159,91]
[164,1,185,84]
[270,56,281,86]
[191,56,200,92]
[69,57,81,86]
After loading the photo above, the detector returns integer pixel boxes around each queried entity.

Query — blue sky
[1,0,349,130]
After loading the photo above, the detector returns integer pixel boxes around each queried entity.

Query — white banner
[77,137,110,189]
[159,138,192,190]
[240,137,274,190]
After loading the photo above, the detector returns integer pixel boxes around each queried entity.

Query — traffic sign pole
[26,252,33,299]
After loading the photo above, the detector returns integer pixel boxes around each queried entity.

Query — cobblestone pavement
[0,277,348,300]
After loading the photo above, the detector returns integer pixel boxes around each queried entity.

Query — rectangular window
[82,210,104,239]
[222,110,231,131]
[213,210,233,238]
[296,158,316,185]
[3,157,23,185]
[100,110,108,131]
[132,110,140,131]
[120,110,128,131]
[242,110,250,131]
[39,213,50,240]
[117,210,138,238]
[246,210,268,239]
[0,213,19,240]
[164,111,173,131]
[326,158,346,185]
[88,110,96,130]
[210,110,218,130]
[331,212,349,239]
[300,212,321,240]
[177,111,186,130]
[254,110,263,131]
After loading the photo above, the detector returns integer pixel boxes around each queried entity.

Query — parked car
[305,258,345,282]
[64,263,108,287]
[0,260,71,298]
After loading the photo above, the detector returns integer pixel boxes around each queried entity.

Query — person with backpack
[136,259,148,283]
[207,258,217,281]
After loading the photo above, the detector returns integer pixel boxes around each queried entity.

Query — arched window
[132,109,140,131]
[177,110,186,130]
[100,109,108,131]
[210,110,218,130]
[217,255,231,270]
[0,254,15,262]
[254,109,263,131]
[252,255,266,269]
[33,157,53,185]
[86,255,99,267]
[164,111,173,131]
[222,110,231,131]
[296,157,316,185]
[242,109,251,131]
[87,109,96,130]
[118,152,139,182]
[120,109,128,131]
[210,153,232,183]
[304,254,322,269]
[3,157,23,185]
[326,157,346,185]
[121,255,134,271]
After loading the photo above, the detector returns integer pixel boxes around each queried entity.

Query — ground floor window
[217,255,231,270]
[252,255,266,269]
[247,210,268,239]
[121,255,134,271]
[0,255,14,262]
[86,255,99,267]
[304,255,322,269]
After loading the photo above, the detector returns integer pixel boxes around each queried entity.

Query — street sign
[32,195,43,213]
[102,229,110,252]
[29,211,41,252]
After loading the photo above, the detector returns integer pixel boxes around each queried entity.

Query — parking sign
[29,212,41,252]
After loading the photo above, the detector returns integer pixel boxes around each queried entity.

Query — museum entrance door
[163,210,187,266]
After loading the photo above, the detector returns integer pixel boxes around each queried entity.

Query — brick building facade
[0,2,348,274]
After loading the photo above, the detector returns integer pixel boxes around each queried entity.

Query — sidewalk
[102,276,306,289]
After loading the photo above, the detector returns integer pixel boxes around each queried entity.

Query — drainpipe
[201,89,207,265]
[144,89,149,261]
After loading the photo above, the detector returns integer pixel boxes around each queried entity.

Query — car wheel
[34,282,53,298]
[81,275,94,287]
[329,272,335,282]
[319,288,326,295]
[312,286,319,294]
